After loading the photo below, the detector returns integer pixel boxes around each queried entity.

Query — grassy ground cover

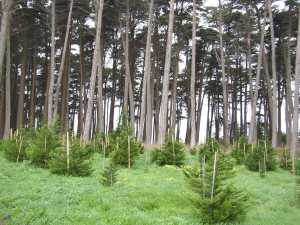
[0,152,299,225]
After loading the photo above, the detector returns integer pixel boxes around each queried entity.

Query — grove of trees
[0,0,300,170]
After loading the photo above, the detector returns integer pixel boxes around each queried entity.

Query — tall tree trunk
[96,44,104,134]
[3,31,11,139]
[17,40,28,129]
[29,56,37,128]
[291,7,300,175]
[267,0,278,148]
[138,0,154,143]
[82,0,104,141]
[52,0,74,120]
[78,28,85,136]
[218,0,229,144]
[0,0,13,88]
[249,9,266,144]
[158,0,175,144]
[48,0,56,126]
[190,0,197,147]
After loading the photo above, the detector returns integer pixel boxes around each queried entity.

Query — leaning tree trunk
[190,0,197,147]
[267,0,278,148]
[218,0,229,144]
[0,0,13,88]
[249,9,266,144]
[47,0,56,126]
[82,0,104,141]
[3,31,11,139]
[52,0,74,120]
[158,0,175,145]
[291,7,300,175]
[138,0,154,143]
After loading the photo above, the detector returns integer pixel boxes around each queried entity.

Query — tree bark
[138,0,154,143]
[190,0,197,147]
[3,31,11,139]
[267,0,278,148]
[82,0,104,141]
[47,0,56,126]
[249,9,266,144]
[218,0,229,144]
[291,7,300,175]
[52,0,74,120]
[158,0,175,145]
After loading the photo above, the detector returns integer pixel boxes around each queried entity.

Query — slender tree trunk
[267,0,278,148]
[78,28,85,136]
[17,40,28,129]
[138,0,154,143]
[158,0,175,144]
[218,0,229,144]
[48,0,56,126]
[52,0,74,120]
[96,44,104,134]
[190,0,197,147]
[82,0,104,141]
[3,31,11,139]
[0,0,13,88]
[249,10,266,144]
[29,56,37,128]
[291,7,300,175]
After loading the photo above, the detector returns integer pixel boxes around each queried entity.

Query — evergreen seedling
[151,136,186,166]
[100,163,118,186]
[184,139,248,224]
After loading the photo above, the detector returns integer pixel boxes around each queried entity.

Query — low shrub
[26,124,61,168]
[279,148,292,170]
[49,139,93,177]
[231,136,251,165]
[151,137,186,166]
[100,163,118,186]
[109,114,142,167]
[245,140,276,175]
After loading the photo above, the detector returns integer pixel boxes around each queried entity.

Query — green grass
[0,152,299,225]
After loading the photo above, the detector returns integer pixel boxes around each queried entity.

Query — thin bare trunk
[190,0,197,147]
[47,0,56,126]
[158,0,175,144]
[82,0,104,141]
[3,31,11,139]
[52,0,74,120]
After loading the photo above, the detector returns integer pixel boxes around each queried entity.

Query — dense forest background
[0,0,299,156]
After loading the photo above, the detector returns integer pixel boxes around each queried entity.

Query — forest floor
[0,152,299,225]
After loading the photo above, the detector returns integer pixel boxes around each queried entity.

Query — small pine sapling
[231,136,250,164]
[100,163,118,186]
[151,136,186,166]
[49,133,93,176]
[26,124,61,168]
[245,140,276,174]
[110,114,142,167]
[279,148,292,170]
[184,140,248,224]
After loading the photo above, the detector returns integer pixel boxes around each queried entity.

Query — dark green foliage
[245,140,277,174]
[0,130,32,162]
[184,140,248,224]
[190,147,198,156]
[109,114,142,167]
[231,136,250,165]
[49,139,93,177]
[26,125,61,168]
[100,163,118,186]
[151,137,186,166]
[279,148,292,170]
[296,160,300,176]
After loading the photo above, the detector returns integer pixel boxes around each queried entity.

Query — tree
[138,0,154,144]
[291,6,300,175]
[82,0,104,141]
[158,0,175,145]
